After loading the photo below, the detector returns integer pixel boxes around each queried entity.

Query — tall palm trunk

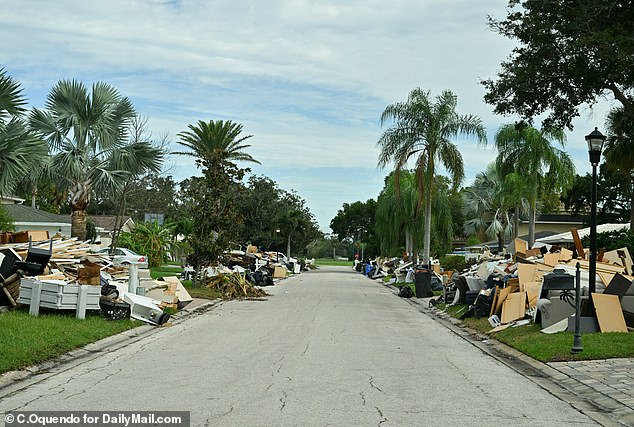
[405,228,413,258]
[286,234,291,258]
[630,175,634,231]
[528,200,537,247]
[71,209,87,240]
[422,188,432,266]
[513,205,520,239]
[497,231,505,253]
[69,181,90,240]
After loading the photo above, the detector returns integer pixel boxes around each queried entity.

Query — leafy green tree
[483,0,634,130]
[0,205,15,232]
[377,88,486,265]
[375,172,421,257]
[30,80,163,239]
[604,106,634,228]
[562,167,632,225]
[329,199,378,258]
[119,221,173,268]
[0,68,48,196]
[175,120,259,281]
[494,124,575,246]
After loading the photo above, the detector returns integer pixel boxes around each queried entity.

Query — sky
[0,0,617,232]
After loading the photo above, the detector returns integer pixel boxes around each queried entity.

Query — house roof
[2,204,70,224]
[89,215,134,231]
[534,223,630,245]
[533,213,585,224]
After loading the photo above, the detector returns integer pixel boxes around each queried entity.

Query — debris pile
[361,231,632,335]
[206,273,268,299]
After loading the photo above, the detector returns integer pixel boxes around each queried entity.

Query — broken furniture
[17,278,101,319]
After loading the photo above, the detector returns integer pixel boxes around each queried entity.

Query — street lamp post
[585,127,606,305]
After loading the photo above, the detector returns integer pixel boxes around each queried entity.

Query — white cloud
[0,0,614,231]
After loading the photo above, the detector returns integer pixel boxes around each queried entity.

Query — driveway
[0,266,596,426]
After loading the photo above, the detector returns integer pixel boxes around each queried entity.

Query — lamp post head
[585,127,606,165]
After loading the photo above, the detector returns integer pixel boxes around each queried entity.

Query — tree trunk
[630,175,634,231]
[422,188,432,266]
[71,209,87,240]
[405,228,413,258]
[498,231,505,253]
[286,234,291,258]
[528,201,536,247]
[31,186,37,209]
[513,205,520,239]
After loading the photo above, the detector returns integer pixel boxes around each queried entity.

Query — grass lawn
[435,303,634,362]
[150,265,184,279]
[0,309,138,374]
[315,258,353,267]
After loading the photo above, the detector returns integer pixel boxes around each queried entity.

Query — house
[1,203,71,237]
[89,215,136,247]
[516,213,585,237]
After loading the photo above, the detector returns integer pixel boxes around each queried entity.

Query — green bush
[581,228,634,254]
[439,254,468,273]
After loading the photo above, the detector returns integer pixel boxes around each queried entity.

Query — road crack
[360,391,366,406]
[375,406,387,426]
[280,391,288,412]
[369,375,383,393]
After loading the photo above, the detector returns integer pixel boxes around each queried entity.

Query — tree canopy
[483,0,634,130]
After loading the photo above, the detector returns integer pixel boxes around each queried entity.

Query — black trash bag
[398,286,414,298]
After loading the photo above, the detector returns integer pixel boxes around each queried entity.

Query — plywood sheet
[592,293,628,333]
[559,248,573,262]
[598,272,616,289]
[603,247,633,275]
[524,282,541,308]
[517,263,537,286]
[515,238,528,255]
[501,292,527,324]
[544,253,560,267]
[494,286,517,316]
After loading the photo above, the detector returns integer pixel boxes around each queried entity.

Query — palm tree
[0,68,48,196]
[463,163,516,252]
[494,123,575,246]
[30,80,163,239]
[376,171,421,257]
[175,120,260,167]
[603,107,634,229]
[377,89,486,265]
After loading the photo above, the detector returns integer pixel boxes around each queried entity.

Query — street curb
[0,299,223,397]
[382,281,632,427]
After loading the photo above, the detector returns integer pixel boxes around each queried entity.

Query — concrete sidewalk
[385,283,634,427]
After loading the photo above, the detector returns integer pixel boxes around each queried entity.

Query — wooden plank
[575,259,627,274]
[571,228,586,260]
[592,293,628,333]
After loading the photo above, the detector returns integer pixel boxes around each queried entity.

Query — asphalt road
[1,266,597,426]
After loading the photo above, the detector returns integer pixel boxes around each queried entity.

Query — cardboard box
[11,230,49,243]
[273,266,287,278]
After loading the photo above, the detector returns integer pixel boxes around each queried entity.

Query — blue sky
[0,0,616,231]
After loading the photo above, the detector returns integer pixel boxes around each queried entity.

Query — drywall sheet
[592,293,628,333]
